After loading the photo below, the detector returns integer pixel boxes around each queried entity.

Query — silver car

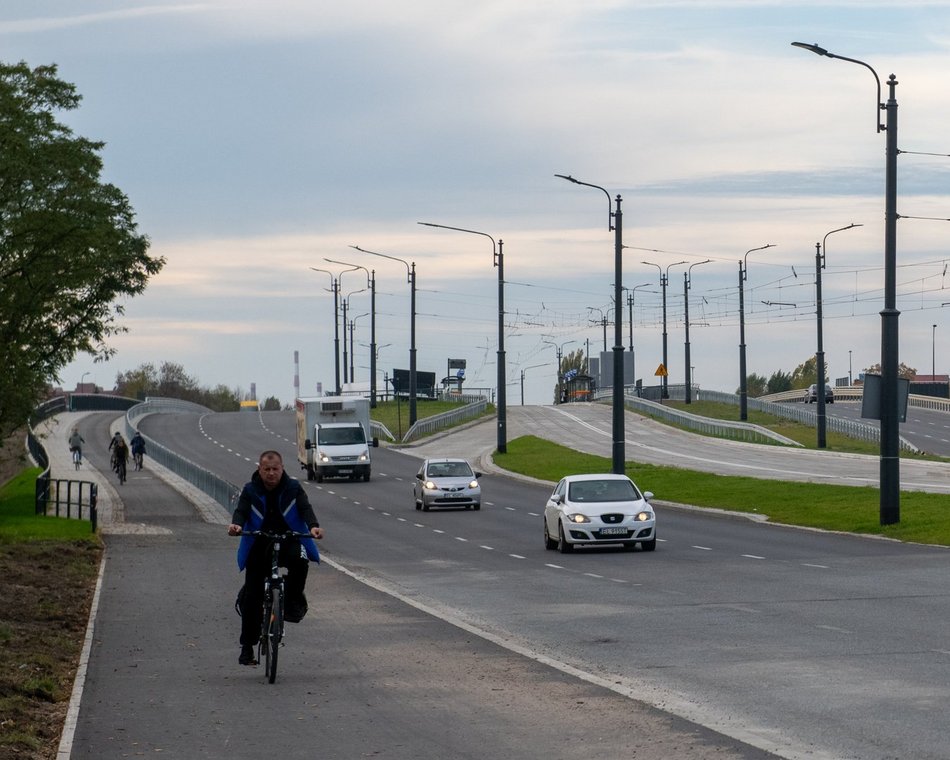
[414,458,482,511]
[543,473,655,553]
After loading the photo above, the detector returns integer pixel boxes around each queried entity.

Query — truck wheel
[315,471,324,483]
[306,466,315,482]
[363,471,371,482]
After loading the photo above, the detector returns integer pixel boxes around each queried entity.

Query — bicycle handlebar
[233,529,315,539]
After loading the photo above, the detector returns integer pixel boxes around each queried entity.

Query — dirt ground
[0,429,103,759]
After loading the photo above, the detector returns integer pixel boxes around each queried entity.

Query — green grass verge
[370,398,494,440]
[493,435,950,546]
[0,469,97,543]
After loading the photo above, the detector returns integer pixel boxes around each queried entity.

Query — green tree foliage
[261,396,281,411]
[864,362,917,379]
[741,372,768,398]
[0,61,164,436]
[790,356,829,389]
[561,348,586,375]
[114,362,241,411]
[767,370,793,394]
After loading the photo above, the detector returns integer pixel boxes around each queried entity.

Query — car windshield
[427,461,474,478]
[318,427,366,445]
[568,479,640,503]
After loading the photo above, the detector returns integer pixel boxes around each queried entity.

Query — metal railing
[401,399,489,443]
[613,392,803,446]
[125,398,242,509]
[35,477,98,531]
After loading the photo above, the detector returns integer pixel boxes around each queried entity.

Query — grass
[494,435,950,546]
[369,398,494,440]
[0,466,102,760]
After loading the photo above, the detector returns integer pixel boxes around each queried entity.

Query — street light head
[791,41,829,57]
[554,173,579,184]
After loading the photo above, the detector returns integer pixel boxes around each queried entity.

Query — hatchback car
[413,458,482,511]
[804,384,834,403]
[543,473,655,553]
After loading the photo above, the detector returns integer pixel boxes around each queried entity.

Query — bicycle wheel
[265,584,283,684]
[117,461,126,484]
[258,590,272,672]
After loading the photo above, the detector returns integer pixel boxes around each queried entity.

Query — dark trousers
[239,538,309,646]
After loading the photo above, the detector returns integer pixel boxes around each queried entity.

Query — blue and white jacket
[232,471,320,570]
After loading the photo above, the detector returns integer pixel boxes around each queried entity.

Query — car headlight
[358,450,369,462]
[565,513,591,524]
[468,480,479,489]
[635,510,654,522]
[424,480,437,490]
[318,453,330,463]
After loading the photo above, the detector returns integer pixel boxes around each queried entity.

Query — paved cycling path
[46,411,773,760]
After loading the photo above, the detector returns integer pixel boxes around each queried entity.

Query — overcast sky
[5,1,950,405]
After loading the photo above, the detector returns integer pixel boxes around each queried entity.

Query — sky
[4,1,950,406]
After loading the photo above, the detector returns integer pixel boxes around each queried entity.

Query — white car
[543,473,655,553]
[414,458,482,511]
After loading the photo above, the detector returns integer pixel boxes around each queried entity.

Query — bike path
[46,411,776,760]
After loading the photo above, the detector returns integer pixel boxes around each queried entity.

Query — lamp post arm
[418,222,499,267]
[555,174,614,231]
[792,42,884,132]
[350,245,411,283]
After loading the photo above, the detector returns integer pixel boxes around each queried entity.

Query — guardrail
[611,392,803,447]
[676,388,919,453]
[125,398,241,510]
[401,399,489,443]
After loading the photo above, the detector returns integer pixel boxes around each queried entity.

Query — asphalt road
[64,411,774,760]
[135,404,950,760]
[824,399,950,456]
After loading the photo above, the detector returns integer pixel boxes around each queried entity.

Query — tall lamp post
[329,256,377,407]
[625,282,651,392]
[352,246,418,426]
[555,173,625,474]
[933,324,937,378]
[793,41,900,525]
[543,338,576,404]
[350,313,369,382]
[643,260,686,399]
[418,221,507,453]
[738,244,776,420]
[815,224,862,448]
[340,286,365,385]
[587,306,610,353]
[310,266,350,396]
[520,363,547,406]
[684,260,711,404]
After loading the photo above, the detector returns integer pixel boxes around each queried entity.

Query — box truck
[296,396,376,482]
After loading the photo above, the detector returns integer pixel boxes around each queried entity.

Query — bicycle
[133,450,144,471]
[71,447,82,470]
[239,530,312,683]
[115,457,127,484]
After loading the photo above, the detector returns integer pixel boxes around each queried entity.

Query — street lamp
[310,266,349,396]
[933,324,937,378]
[351,245,418,426]
[350,313,369,383]
[556,174,625,474]
[329,256,378,407]
[625,283,651,393]
[642,260,686,399]
[587,306,610,352]
[418,221,508,454]
[793,41,901,525]
[737,244,776,420]
[684,260,711,404]
[520,363,547,406]
[543,338,576,404]
[815,224,862,448]
[849,350,853,386]
[340,286,365,386]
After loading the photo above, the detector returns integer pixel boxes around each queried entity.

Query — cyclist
[228,450,323,666]
[68,428,85,468]
[112,434,130,484]
[130,432,146,470]
[108,431,122,471]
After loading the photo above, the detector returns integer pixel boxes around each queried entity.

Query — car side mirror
[643,491,654,501]
[551,494,562,505]
[372,437,379,447]
[304,438,312,450]
[474,472,482,479]
[416,473,424,481]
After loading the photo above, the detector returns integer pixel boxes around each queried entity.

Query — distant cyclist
[112,434,129,484]
[130,432,146,470]
[68,428,85,469]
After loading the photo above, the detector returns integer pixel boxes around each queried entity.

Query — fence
[34,477,98,531]
[124,398,241,510]
[401,399,489,443]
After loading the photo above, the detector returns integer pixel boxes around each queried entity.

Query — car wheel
[422,503,430,512]
[641,536,657,551]
[557,522,574,554]
[543,519,557,550]
[473,504,480,511]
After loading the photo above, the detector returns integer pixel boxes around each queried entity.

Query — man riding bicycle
[227,450,323,666]
[130,432,146,469]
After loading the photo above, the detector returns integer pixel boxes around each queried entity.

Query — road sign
[655,364,668,377]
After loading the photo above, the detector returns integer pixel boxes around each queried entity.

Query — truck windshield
[318,427,366,445]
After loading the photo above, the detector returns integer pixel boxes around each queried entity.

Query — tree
[767,370,793,394]
[790,356,828,389]
[261,396,281,411]
[864,362,917,379]
[0,61,164,436]
[741,372,768,398]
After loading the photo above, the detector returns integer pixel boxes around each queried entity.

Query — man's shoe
[284,594,308,623]
[239,645,257,666]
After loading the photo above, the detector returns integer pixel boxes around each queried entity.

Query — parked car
[413,458,482,511]
[543,473,655,553]
[804,384,834,403]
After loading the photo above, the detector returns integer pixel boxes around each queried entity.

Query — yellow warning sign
[654,363,668,377]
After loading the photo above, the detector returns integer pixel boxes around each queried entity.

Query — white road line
[802,563,829,569]
[455,536,469,542]
[742,554,765,560]
[693,545,713,551]
[509,554,526,559]
[480,545,494,550]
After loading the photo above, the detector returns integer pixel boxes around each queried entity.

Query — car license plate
[600,526,627,536]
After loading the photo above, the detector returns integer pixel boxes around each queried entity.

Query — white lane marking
[693,545,713,551]
[802,563,829,569]
[455,537,469,542]
[742,554,765,560]
[480,545,494,551]
[509,554,526,559]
